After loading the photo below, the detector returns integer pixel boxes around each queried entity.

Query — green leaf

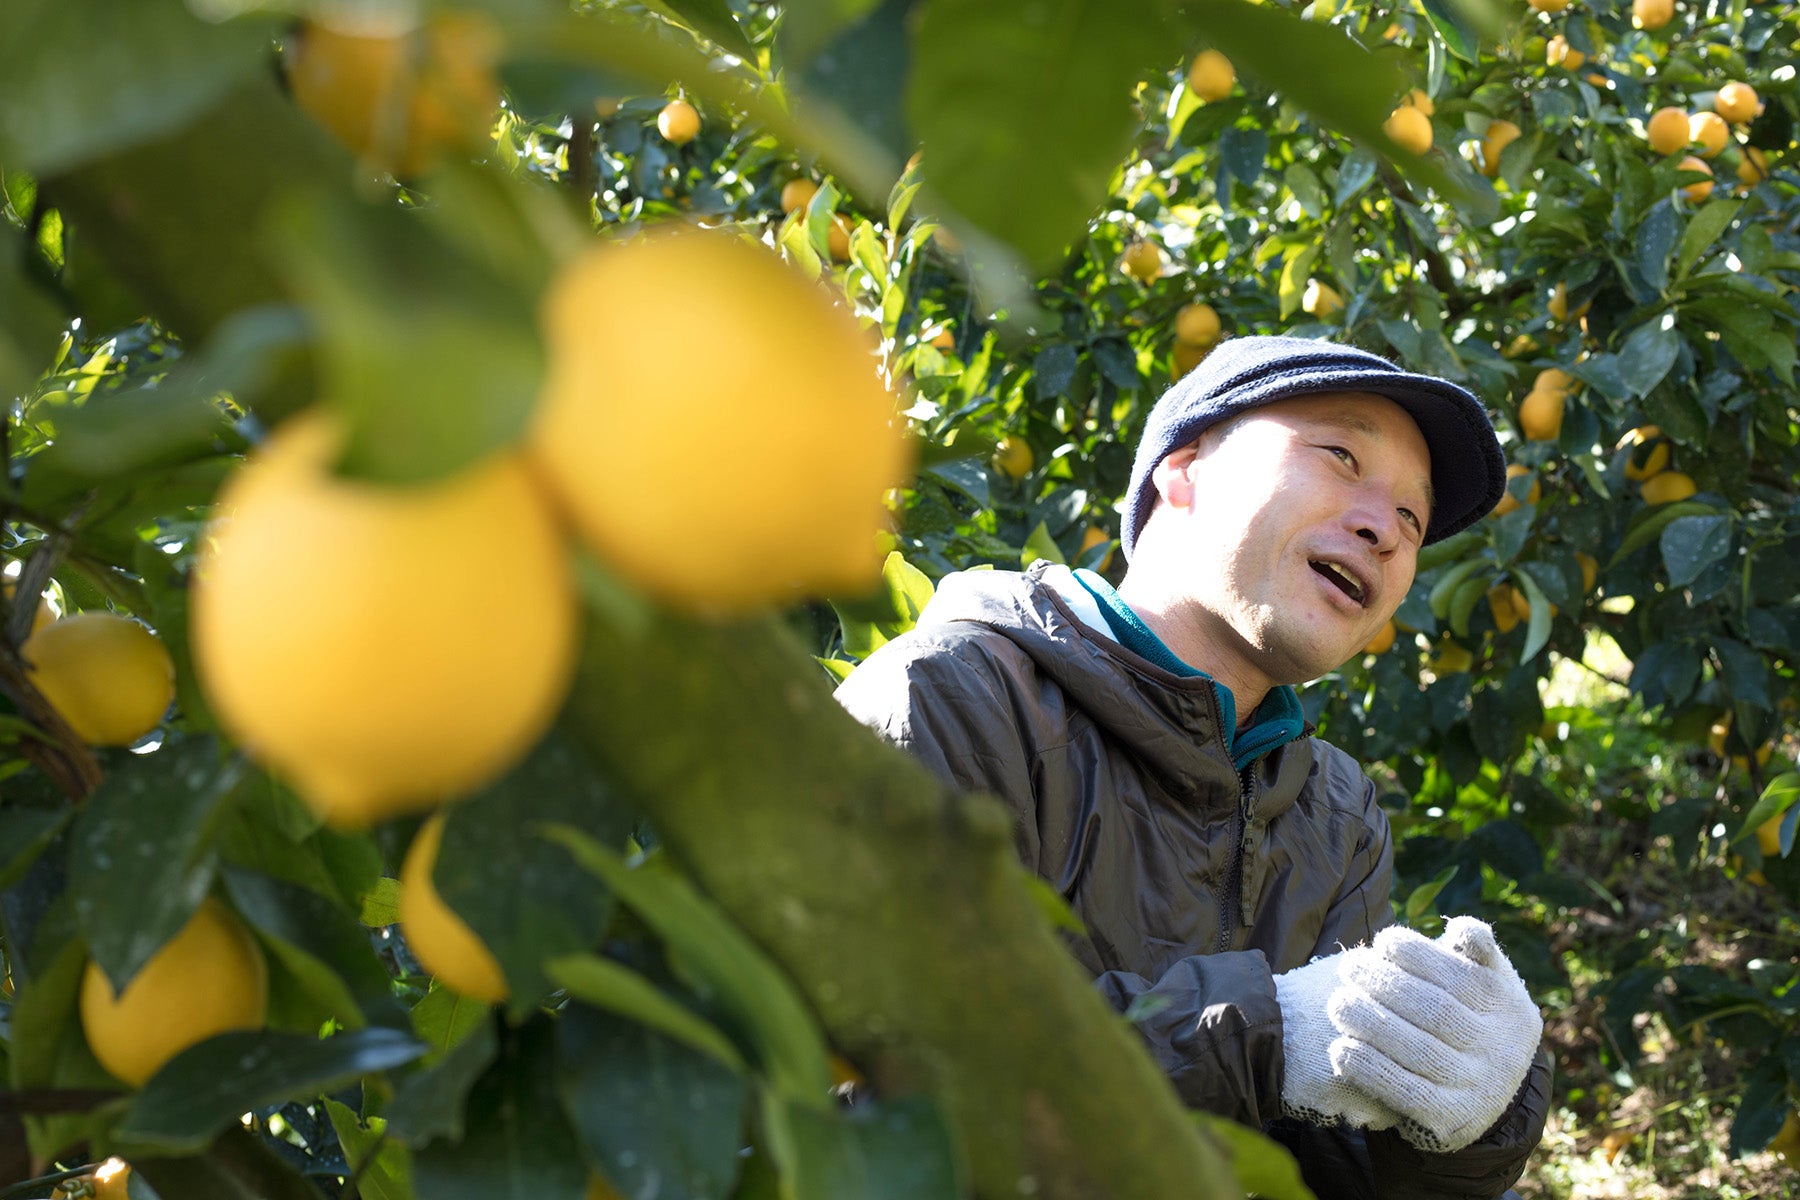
[409,984,494,1064]
[1192,1112,1314,1200]
[1675,197,1743,278]
[1734,773,1800,849]
[780,0,886,65]
[0,224,67,406]
[132,1126,329,1200]
[431,735,629,1015]
[1606,499,1724,568]
[1510,565,1553,664]
[115,1028,426,1154]
[411,1019,587,1200]
[1616,318,1682,398]
[653,0,758,58]
[795,0,912,161]
[387,1014,499,1145]
[266,179,545,485]
[323,1099,416,1200]
[361,876,402,928]
[831,551,936,659]
[1634,200,1678,293]
[908,0,1173,269]
[0,804,72,889]
[768,1093,964,1200]
[547,954,746,1071]
[71,737,243,990]
[1659,514,1731,588]
[1034,343,1080,400]
[541,827,835,1106]
[0,0,275,174]
[555,1005,750,1200]
[1021,520,1066,568]
[221,866,404,1032]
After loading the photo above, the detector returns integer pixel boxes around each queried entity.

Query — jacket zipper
[1215,766,1253,955]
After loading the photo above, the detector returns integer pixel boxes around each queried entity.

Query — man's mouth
[1311,559,1368,606]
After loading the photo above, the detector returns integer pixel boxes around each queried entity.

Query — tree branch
[566,605,1241,1200]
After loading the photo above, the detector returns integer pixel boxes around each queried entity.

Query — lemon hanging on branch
[24,612,174,747]
[191,414,578,829]
[529,225,912,613]
[79,898,268,1087]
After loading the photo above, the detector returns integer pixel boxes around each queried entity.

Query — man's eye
[1327,445,1356,467]
[1399,508,1423,532]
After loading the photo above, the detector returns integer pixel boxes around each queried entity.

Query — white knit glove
[1272,949,1402,1132]
[1326,916,1543,1153]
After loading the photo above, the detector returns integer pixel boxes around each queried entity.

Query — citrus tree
[2,0,1798,1196]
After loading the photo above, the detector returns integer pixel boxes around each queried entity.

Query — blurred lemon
[193,413,577,828]
[285,13,500,178]
[530,226,910,612]
[400,813,508,1003]
[1186,50,1235,101]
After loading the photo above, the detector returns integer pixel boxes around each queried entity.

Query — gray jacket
[835,561,1549,1200]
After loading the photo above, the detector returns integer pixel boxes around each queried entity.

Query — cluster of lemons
[62,23,915,1088]
[1644,81,1765,200]
[1616,424,1695,504]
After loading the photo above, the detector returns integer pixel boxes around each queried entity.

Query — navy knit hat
[1120,335,1505,560]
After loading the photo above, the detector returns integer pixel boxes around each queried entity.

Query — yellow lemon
[1576,552,1598,594]
[1174,303,1222,346]
[1488,584,1528,633]
[1619,425,1669,480]
[780,178,819,214]
[1403,88,1435,116]
[1632,0,1672,29]
[1640,470,1697,504]
[992,436,1035,481]
[52,1158,131,1200]
[1121,241,1165,284]
[929,326,956,351]
[1737,146,1769,189]
[193,414,576,829]
[1302,279,1343,319]
[826,213,854,262]
[1384,105,1434,155]
[1770,1110,1800,1163]
[1688,111,1729,157]
[1430,638,1474,675]
[284,12,501,178]
[1079,524,1114,571]
[657,99,700,145]
[1527,0,1569,11]
[1519,386,1565,441]
[79,898,268,1087]
[1546,35,1585,69]
[530,226,910,613]
[1646,106,1691,155]
[1756,812,1788,858]
[1491,463,1540,515]
[1186,50,1236,102]
[1676,154,1713,200]
[24,612,174,747]
[399,813,508,1004]
[1478,119,1522,178]
[1363,620,1397,655]
[1173,341,1209,379]
[1715,82,1761,125]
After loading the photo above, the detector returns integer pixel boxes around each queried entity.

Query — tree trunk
[566,604,1242,1200]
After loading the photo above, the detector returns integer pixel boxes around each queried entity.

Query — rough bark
[566,605,1242,1200]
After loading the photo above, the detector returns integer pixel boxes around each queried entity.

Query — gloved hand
[1272,949,1402,1132]
[1326,916,1543,1153]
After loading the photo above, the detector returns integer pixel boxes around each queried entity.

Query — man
[835,336,1552,1199]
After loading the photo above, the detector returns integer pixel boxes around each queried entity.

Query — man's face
[1149,390,1434,690]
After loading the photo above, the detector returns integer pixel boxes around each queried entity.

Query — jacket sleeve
[1092,950,1286,1126]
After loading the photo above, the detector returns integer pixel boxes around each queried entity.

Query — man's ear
[1150,444,1202,512]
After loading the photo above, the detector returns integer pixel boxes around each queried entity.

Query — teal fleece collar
[1070,569,1306,770]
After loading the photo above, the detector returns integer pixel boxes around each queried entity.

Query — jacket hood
[914,561,1302,810]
